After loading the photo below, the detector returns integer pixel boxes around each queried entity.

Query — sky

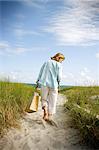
[0,0,99,86]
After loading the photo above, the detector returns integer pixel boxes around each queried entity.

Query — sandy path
[0,94,95,150]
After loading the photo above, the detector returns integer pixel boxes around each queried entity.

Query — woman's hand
[58,83,60,93]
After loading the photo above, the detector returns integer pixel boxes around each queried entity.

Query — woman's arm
[36,62,46,84]
[57,64,62,84]
[57,64,62,92]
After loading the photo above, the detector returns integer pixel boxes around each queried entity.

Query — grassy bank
[61,86,99,148]
[0,81,34,136]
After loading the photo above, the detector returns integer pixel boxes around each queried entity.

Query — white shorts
[41,86,58,114]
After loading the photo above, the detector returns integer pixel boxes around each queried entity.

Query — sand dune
[0,94,94,150]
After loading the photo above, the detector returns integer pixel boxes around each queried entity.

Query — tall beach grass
[61,86,99,148]
[0,81,34,136]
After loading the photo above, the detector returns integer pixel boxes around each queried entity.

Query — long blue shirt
[36,59,62,89]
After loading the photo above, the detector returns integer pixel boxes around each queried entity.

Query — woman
[36,53,65,121]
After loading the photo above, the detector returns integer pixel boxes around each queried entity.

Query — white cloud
[14,28,40,38]
[16,14,25,20]
[13,23,24,29]
[9,47,27,54]
[0,41,9,49]
[0,41,48,55]
[78,67,98,85]
[61,72,75,85]
[62,67,98,86]
[0,69,98,85]
[22,0,48,8]
[62,72,74,80]
[0,41,28,55]
[83,67,90,73]
[44,0,99,45]
[96,52,99,59]
[0,71,35,83]
[80,67,90,76]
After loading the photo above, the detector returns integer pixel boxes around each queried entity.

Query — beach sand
[0,94,94,150]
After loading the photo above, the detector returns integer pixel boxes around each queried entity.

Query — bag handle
[35,83,41,96]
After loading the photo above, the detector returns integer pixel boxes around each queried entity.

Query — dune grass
[61,86,99,147]
[0,81,35,136]
[0,81,99,148]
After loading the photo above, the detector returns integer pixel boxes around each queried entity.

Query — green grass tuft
[61,86,99,148]
[0,81,35,135]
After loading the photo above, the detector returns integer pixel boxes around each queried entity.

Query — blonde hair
[51,53,65,61]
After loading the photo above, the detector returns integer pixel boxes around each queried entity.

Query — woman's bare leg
[42,106,48,120]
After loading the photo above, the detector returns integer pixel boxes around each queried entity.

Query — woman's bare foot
[43,113,49,121]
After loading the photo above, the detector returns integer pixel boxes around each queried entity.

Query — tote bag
[29,92,41,112]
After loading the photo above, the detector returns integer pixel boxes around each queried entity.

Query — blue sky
[0,0,99,86]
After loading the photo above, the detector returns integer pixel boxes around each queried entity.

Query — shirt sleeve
[36,62,46,82]
[57,64,62,83]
